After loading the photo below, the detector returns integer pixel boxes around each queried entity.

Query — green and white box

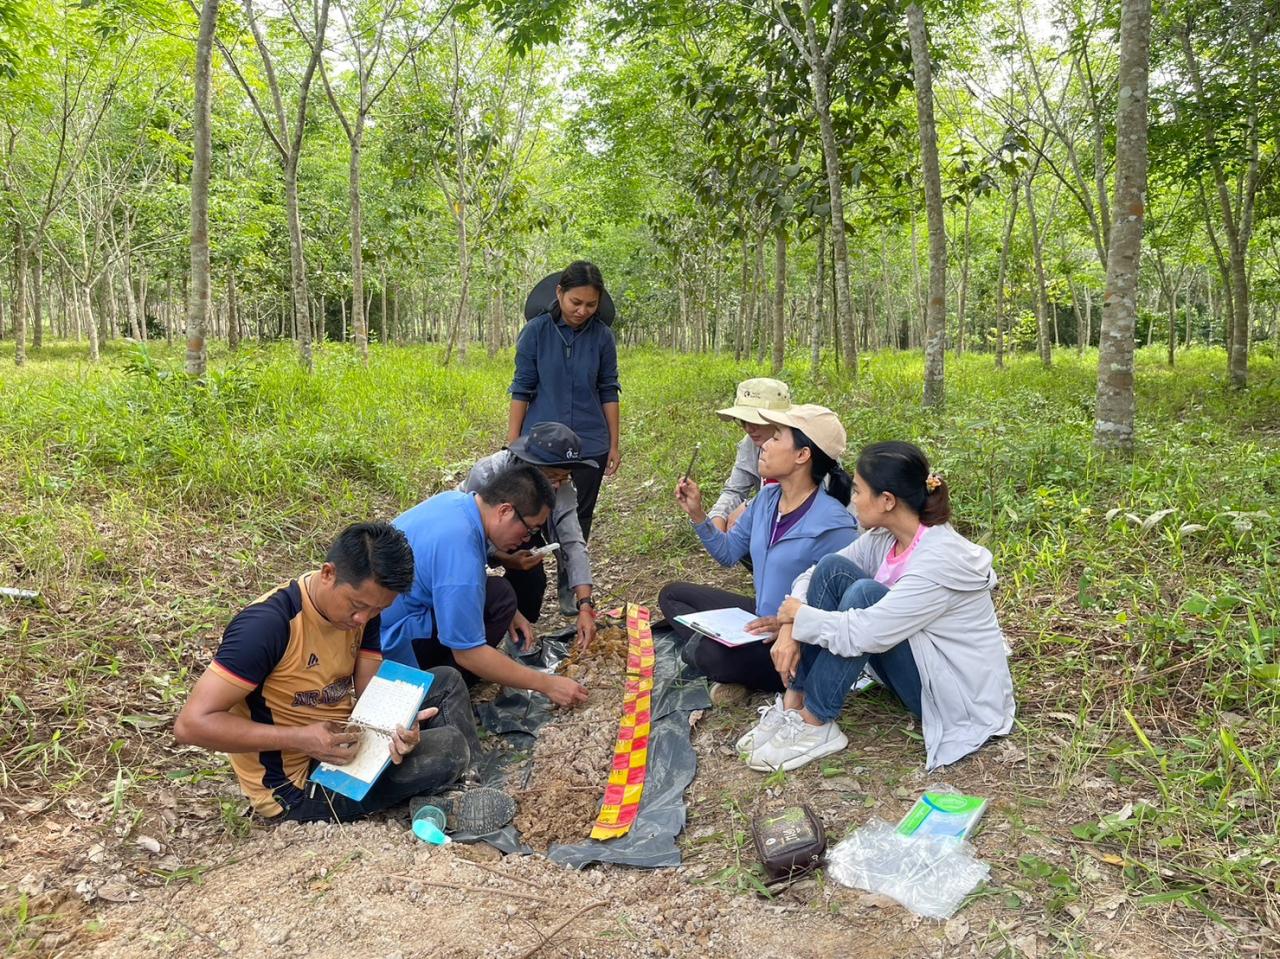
[897,791,987,842]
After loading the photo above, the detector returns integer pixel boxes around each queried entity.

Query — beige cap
[715,378,792,425]
[757,404,847,460]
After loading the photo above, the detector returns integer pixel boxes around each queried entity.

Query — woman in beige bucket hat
[659,404,859,701]
[707,378,793,533]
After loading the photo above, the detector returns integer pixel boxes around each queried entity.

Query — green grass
[1,337,1278,934]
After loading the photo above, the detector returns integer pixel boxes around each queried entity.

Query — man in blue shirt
[381,464,589,708]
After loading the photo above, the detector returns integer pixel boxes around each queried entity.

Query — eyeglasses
[511,504,540,537]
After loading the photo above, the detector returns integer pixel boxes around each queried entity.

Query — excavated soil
[512,621,631,851]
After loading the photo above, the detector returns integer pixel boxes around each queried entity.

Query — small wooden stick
[517,900,609,959]
[462,859,521,884]
[386,873,556,906]
[170,917,233,956]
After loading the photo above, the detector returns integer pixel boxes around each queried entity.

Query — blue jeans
[790,555,923,723]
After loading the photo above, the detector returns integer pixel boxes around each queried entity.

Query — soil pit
[512,619,632,850]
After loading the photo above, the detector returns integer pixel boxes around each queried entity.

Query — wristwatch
[576,596,596,613]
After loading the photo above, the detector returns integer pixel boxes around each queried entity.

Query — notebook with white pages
[309,660,434,801]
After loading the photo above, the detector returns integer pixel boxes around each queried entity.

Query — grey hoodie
[790,524,1015,769]
[460,450,592,589]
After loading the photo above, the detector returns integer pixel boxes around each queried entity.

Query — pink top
[874,524,927,588]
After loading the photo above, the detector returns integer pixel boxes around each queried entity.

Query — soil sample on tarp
[512,621,630,851]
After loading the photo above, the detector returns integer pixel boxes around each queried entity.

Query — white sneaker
[734,697,789,755]
[748,715,848,772]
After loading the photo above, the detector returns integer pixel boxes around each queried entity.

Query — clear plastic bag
[826,818,989,919]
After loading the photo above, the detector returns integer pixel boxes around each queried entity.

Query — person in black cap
[461,422,599,650]
[508,261,620,558]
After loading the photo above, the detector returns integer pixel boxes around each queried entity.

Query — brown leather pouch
[752,805,826,879]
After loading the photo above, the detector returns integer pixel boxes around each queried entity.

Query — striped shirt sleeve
[211,597,292,689]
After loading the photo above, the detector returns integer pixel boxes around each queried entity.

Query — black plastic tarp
[459,625,711,867]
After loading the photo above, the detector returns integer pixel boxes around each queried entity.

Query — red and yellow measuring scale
[591,603,655,840]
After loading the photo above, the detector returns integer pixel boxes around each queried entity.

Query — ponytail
[856,441,952,526]
[791,427,852,507]
[825,464,853,507]
[919,475,952,526]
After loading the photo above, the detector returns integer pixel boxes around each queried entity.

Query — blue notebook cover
[309,660,434,802]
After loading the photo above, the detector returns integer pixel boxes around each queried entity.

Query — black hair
[476,463,556,518]
[791,426,853,507]
[325,521,415,594]
[855,441,952,526]
[558,260,605,295]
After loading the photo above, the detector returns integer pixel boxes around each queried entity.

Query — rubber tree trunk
[83,285,100,362]
[13,224,26,366]
[908,210,922,348]
[754,237,767,364]
[348,129,368,364]
[1185,278,1194,346]
[121,264,141,340]
[908,4,947,407]
[812,222,826,372]
[735,235,749,363]
[31,248,42,350]
[443,210,471,365]
[486,249,502,358]
[1093,0,1151,452]
[1083,286,1093,348]
[381,268,389,347]
[1025,176,1053,367]
[106,271,120,339]
[829,239,842,368]
[957,196,971,354]
[995,186,1019,370]
[799,0,856,375]
[772,225,786,373]
[284,157,312,370]
[228,272,240,351]
[186,0,219,377]
[1180,25,1256,389]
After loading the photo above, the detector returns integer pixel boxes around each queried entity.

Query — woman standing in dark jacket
[507,262,620,612]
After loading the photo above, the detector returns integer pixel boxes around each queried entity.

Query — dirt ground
[1,600,1266,959]
[2,687,1257,959]
[1,481,1276,958]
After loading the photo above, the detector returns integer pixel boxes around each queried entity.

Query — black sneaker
[410,787,516,835]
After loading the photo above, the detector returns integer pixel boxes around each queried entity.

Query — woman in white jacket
[742,441,1015,772]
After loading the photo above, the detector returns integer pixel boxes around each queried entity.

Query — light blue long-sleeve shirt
[692,484,858,617]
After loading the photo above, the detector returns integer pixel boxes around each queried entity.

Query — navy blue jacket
[509,309,620,458]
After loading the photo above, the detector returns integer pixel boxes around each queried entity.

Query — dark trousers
[657,581,784,693]
[280,666,476,824]
[505,562,547,623]
[789,555,923,722]
[574,461,606,543]
[412,577,519,685]
[498,530,548,623]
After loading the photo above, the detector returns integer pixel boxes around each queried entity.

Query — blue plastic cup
[411,804,449,845]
